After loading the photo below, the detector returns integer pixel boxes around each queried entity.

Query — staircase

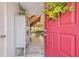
[27,15,40,27]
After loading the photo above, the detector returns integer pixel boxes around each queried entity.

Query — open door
[45,2,79,57]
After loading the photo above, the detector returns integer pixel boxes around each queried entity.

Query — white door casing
[0,2,7,57]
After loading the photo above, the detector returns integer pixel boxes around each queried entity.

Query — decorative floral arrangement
[43,2,74,20]
[18,3,27,15]
[31,22,44,35]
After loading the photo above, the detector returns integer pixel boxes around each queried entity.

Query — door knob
[44,29,47,37]
[0,34,6,38]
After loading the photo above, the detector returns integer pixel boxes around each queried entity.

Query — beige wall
[20,2,44,16]
[20,2,45,26]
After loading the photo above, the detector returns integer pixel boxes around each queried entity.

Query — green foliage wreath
[43,2,74,20]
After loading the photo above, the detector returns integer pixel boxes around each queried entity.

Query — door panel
[58,34,76,56]
[0,3,5,57]
[45,2,79,57]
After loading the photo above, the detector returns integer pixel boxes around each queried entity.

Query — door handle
[0,34,6,39]
[44,29,47,37]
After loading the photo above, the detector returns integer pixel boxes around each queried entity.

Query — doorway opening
[26,15,45,57]
[14,15,45,57]
[14,2,45,57]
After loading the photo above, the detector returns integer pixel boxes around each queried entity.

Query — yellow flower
[43,9,49,15]
[48,11,53,16]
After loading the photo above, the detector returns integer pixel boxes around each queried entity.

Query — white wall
[20,2,44,16]
[7,2,18,57]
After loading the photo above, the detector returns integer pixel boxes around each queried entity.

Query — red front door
[45,2,79,57]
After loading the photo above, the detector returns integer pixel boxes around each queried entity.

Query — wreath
[43,2,74,20]
[18,3,27,15]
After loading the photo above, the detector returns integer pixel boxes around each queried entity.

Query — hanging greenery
[18,3,27,15]
[43,2,74,20]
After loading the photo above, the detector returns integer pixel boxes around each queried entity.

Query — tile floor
[26,35,44,57]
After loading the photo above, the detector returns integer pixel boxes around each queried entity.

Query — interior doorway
[26,15,45,57]
[14,2,45,57]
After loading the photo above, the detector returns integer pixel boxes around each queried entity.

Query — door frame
[0,2,8,57]
[4,2,7,57]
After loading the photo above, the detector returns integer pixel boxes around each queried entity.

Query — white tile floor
[26,36,44,57]
[26,43,44,57]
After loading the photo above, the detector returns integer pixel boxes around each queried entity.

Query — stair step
[27,15,40,27]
